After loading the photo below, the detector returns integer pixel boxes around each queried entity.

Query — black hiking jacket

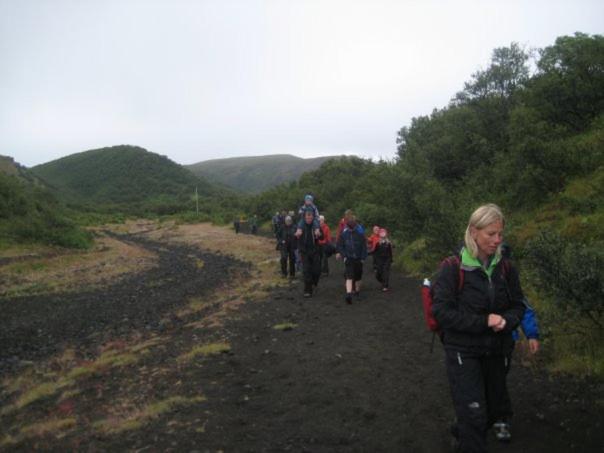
[277,224,298,250]
[297,222,323,255]
[373,241,393,264]
[432,257,525,355]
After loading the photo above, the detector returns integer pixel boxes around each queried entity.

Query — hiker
[317,215,333,276]
[367,225,381,272]
[336,209,365,243]
[233,217,240,234]
[296,194,321,238]
[297,210,324,297]
[277,215,297,278]
[249,215,258,235]
[336,214,368,304]
[336,209,352,243]
[373,228,393,292]
[432,203,525,453]
[272,211,281,237]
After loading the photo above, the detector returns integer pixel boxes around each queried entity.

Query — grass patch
[14,380,68,410]
[20,417,77,438]
[0,232,157,297]
[273,322,297,331]
[5,344,147,413]
[93,395,206,434]
[0,417,77,448]
[178,342,231,363]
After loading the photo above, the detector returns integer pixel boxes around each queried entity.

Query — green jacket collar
[461,247,501,277]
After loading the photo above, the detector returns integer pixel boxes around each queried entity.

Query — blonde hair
[464,203,505,258]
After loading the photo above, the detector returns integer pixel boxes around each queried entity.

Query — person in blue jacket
[336,214,368,304]
[494,299,540,442]
[295,194,321,237]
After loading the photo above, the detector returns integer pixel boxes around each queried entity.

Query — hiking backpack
[421,255,511,334]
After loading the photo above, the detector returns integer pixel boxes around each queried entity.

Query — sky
[1,0,603,167]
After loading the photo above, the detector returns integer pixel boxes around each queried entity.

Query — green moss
[178,342,231,362]
[93,395,206,434]
[273,322,297,331]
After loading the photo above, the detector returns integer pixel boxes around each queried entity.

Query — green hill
[186,154,339,193]
[0,157,91,249]
[31,145,215,213]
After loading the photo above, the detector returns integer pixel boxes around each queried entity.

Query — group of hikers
[266,195,539,452]
[271,195,393,303]
[248,197,540,453]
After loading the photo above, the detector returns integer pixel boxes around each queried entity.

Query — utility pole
[195,186,199,216]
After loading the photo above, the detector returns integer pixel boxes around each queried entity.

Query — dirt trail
[0,227,602,452]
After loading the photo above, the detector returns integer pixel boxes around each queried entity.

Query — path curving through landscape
[0,228,601,452]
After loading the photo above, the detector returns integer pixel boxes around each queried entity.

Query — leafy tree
[529,33,604,132]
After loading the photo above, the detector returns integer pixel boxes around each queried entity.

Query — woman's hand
[528,338,540,354]
[335,253,341,260]
[488,314,506,332]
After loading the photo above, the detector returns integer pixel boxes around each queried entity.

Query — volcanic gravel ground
[0,232,245,369]
[186,263,603,453]
[0,234,602,452]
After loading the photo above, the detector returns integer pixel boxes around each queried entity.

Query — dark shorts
[344,258,363,281]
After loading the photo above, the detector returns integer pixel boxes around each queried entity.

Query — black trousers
[280,246,296,277]
[445,348,511,453]
[499,343,515,423]
[301,251,321,293]
[375,259,391,288]
[320,245,329,274]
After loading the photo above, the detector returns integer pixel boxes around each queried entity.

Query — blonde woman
[433,204,525,452]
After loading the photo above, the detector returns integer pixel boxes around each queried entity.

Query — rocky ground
[0,224,602,452]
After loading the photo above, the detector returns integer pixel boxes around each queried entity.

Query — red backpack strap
[442,255,464,294]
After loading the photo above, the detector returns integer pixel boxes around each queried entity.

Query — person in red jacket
[317,215,332,276]
[367,225,380,252]
[367,225,380,273]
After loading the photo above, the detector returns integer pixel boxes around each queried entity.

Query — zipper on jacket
[487,274,496,313]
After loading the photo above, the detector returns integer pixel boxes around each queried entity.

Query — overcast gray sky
[1,0,602,167]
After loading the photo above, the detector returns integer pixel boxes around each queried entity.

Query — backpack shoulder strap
[441,255,463,293]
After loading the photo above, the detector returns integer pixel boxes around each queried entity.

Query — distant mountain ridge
[31,145,215,208]
[186,154,340,193]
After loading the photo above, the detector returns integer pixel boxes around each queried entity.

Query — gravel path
[0,233,601,452]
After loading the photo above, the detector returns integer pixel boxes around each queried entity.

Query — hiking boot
[354,291,361,300]
[382,286,389,292]
[303,291,312,298]
[493,421,511,442]
[345,293,352,304]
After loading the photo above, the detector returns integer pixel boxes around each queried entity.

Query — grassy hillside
[0,158,91,249]
[186,154,339,193]
[31,145,215,214]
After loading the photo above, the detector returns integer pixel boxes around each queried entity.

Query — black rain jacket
[432,257,525,355]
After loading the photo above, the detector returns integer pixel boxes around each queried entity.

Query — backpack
[421,255,511,349]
